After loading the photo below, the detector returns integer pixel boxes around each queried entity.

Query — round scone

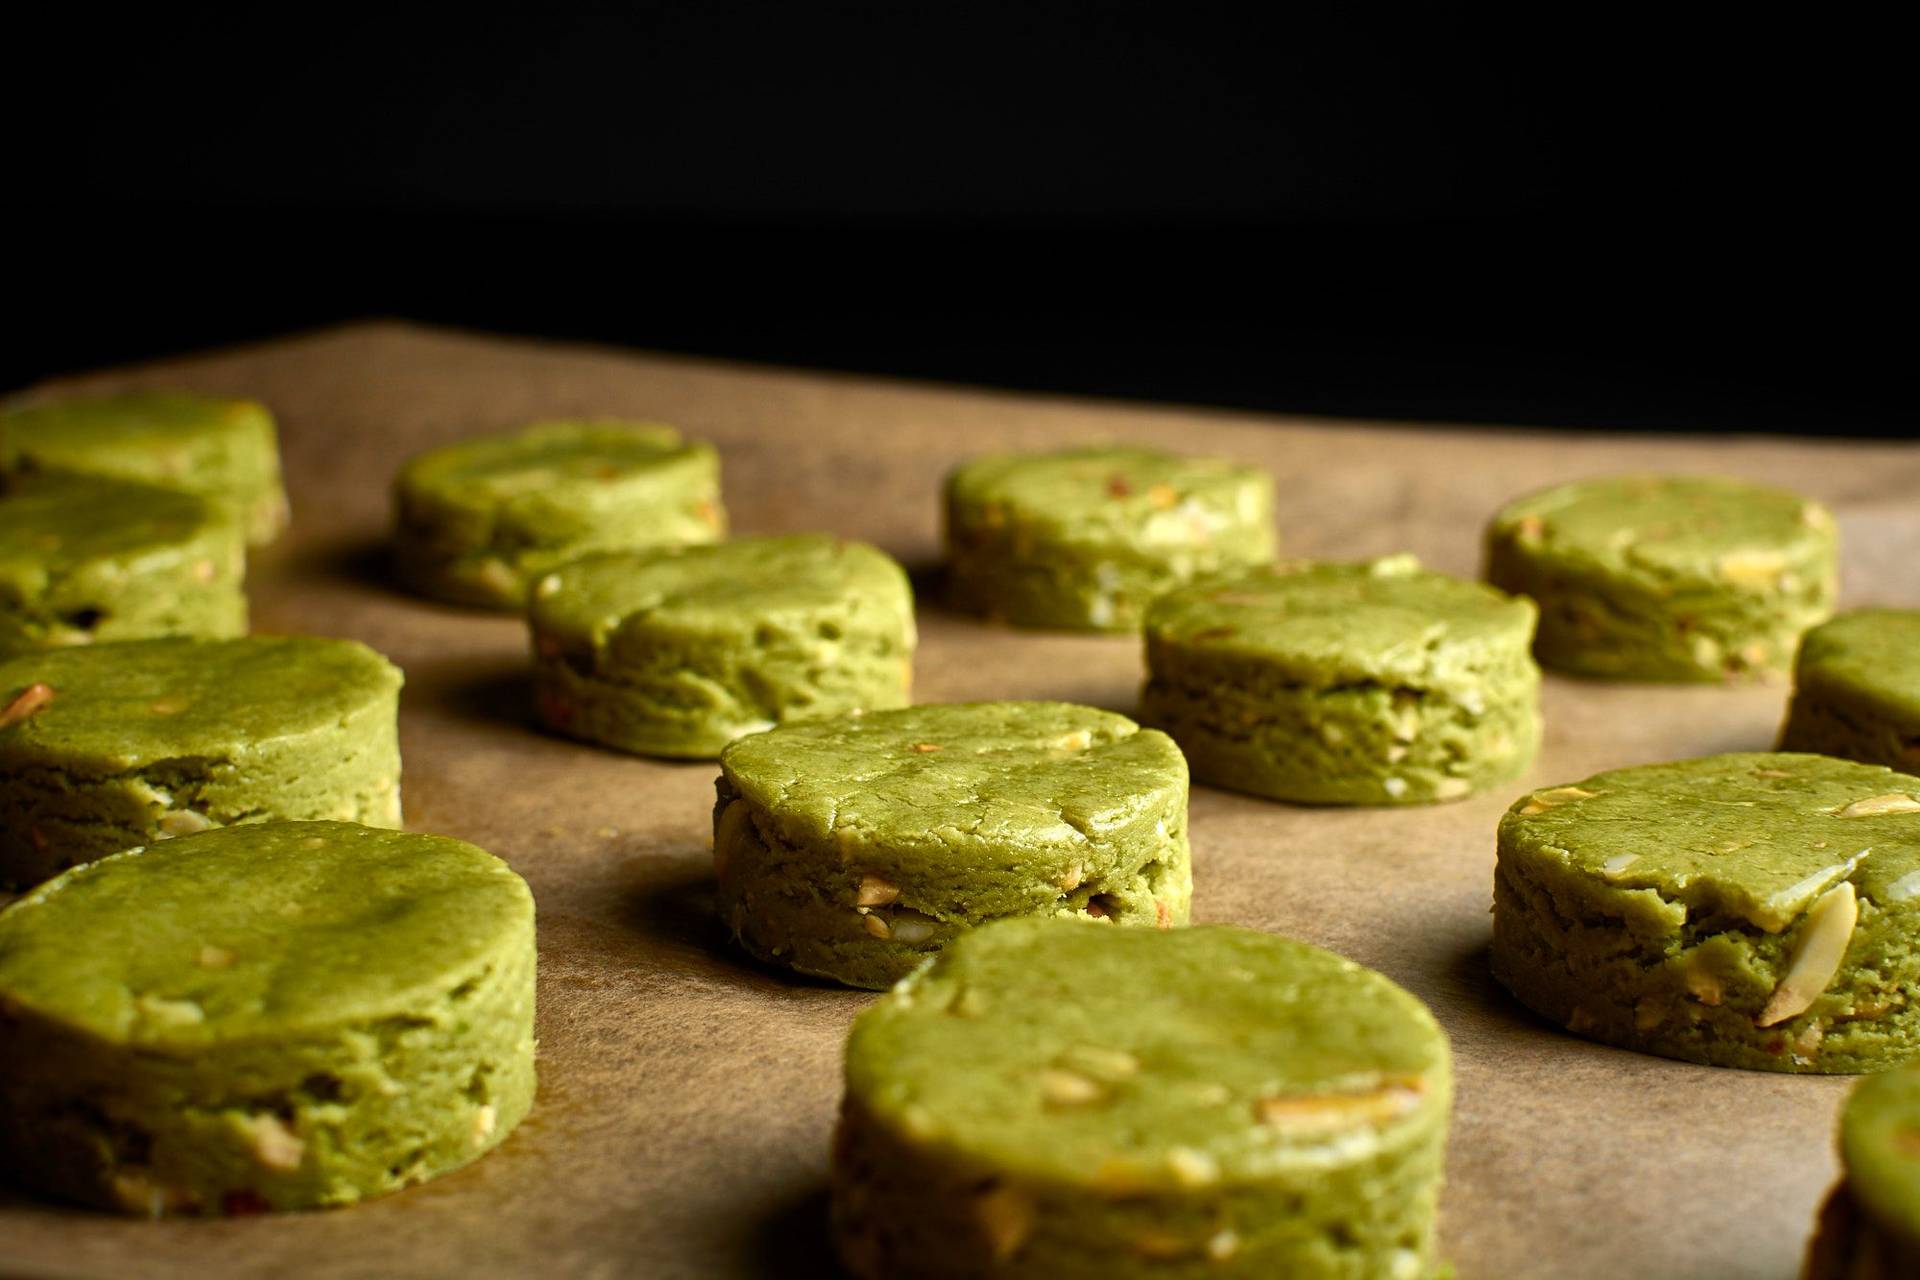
[1804,1063,1920,1279]
[944,446,1276,631]
[1484,474,1838,682]
[832,917,1453,1280]
[0,636,403,888]
[530,534,916,759]
[0,471,247,656]
[1492,752,1920,1072]
[714,701,1191,989]
[392,420,726,608]
[0,820,535,1216]
[1142,555,1541,805]
[1781,609,1920,777]
[0,391,289,545]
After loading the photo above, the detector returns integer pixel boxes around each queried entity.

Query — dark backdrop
[8,6,1910,436]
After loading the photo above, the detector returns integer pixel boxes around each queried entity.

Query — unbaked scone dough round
[0,471,247,657]
[1485,474,1837,682]
[0,820,535,1216]
[1493,752,1920,1072]
[944,446,1275,631]
[833,917,1452,1279]
[0,391,288,545]
[393,420,725,608]
[530,534,915,758]
[1143,555,1540,805]
[0,636,403,888]
[714,701,1191,989]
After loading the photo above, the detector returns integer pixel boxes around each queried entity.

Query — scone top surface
[1489,473,1833,581]
[532,534,912,648]
[947,446,1271,550]
[0,820,532,1048]
[1502,753,1920,932]
[1147,555,1536,684]
[847,918,1448,1186]
[400,420,714,512]
[720,702,1184,870]
[1797,609,1920,722]
[0,392,274,477]
[1843,1062,1920,1243]
[0,637,401,772]
[1,472,232,579]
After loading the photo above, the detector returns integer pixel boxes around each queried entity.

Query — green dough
[833,917,1452,1279]
[529,535,916,759]
[1484,474,1838,682]
[392,420,726,608]
[0,820,535,1216]
[0,637,403,888]
[945,446,1276,631]
[1491,752,1920,1072]
[1781,610,1920,777]
[1142,555,1540,805]
[0,391,289,546]
[0,471,247,657]
[714,701,1191,989]
[1803,1063,1920,1277]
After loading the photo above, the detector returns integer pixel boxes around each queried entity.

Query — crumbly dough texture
[0,637,403,887]
[1492,752,1920,1072]
[832,917,1452,1279]
[0,391,289,545]
[0,821,535,1216]
[944,446,1276,631]
[530,535,916,758]
[1484,474,1838,682]
[1781,609,1920,777]
[0,471,247,656]
[1142,555,1540,805]
[392,420,725,608]
[1804,1063,1920,1278]
[714,702,1191,989]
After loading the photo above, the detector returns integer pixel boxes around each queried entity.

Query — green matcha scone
[0,391,289,545]
[714,701,1191,989]
[1484,474,1838,682]
[1781,610,1920,777]
[0,471,247,656]
[1804,1062,1920,1279]
[392,419,725,608]
[832,917,1453,1279]
[0,636,403,888]
[1142,555,1540,806]
[1492,752,1920,1072]
[945,446,1276,631]
[530,534,915,759]
[0,820,535,1216]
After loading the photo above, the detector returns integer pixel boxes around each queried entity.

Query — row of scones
[1,396,1917,1278]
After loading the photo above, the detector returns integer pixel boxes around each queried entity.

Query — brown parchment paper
[2,323,1917,1280]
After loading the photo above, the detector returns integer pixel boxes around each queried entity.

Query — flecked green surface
[1485,474,1838,682]
[529,535,915,758]
[1492,752,1920,1072]
[833,917,1452,1279]
[0,821,535,1216]
[1142,556,1540,805]
[0,471,247,657]
[1781,610,1920,777]
[0,637,403,887]
[945,446,1276,631]
[0,392,288,545]
[714,702,1191,989]
[392,420,725,608]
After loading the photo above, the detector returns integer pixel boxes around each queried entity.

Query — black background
[8,7,1910,436]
